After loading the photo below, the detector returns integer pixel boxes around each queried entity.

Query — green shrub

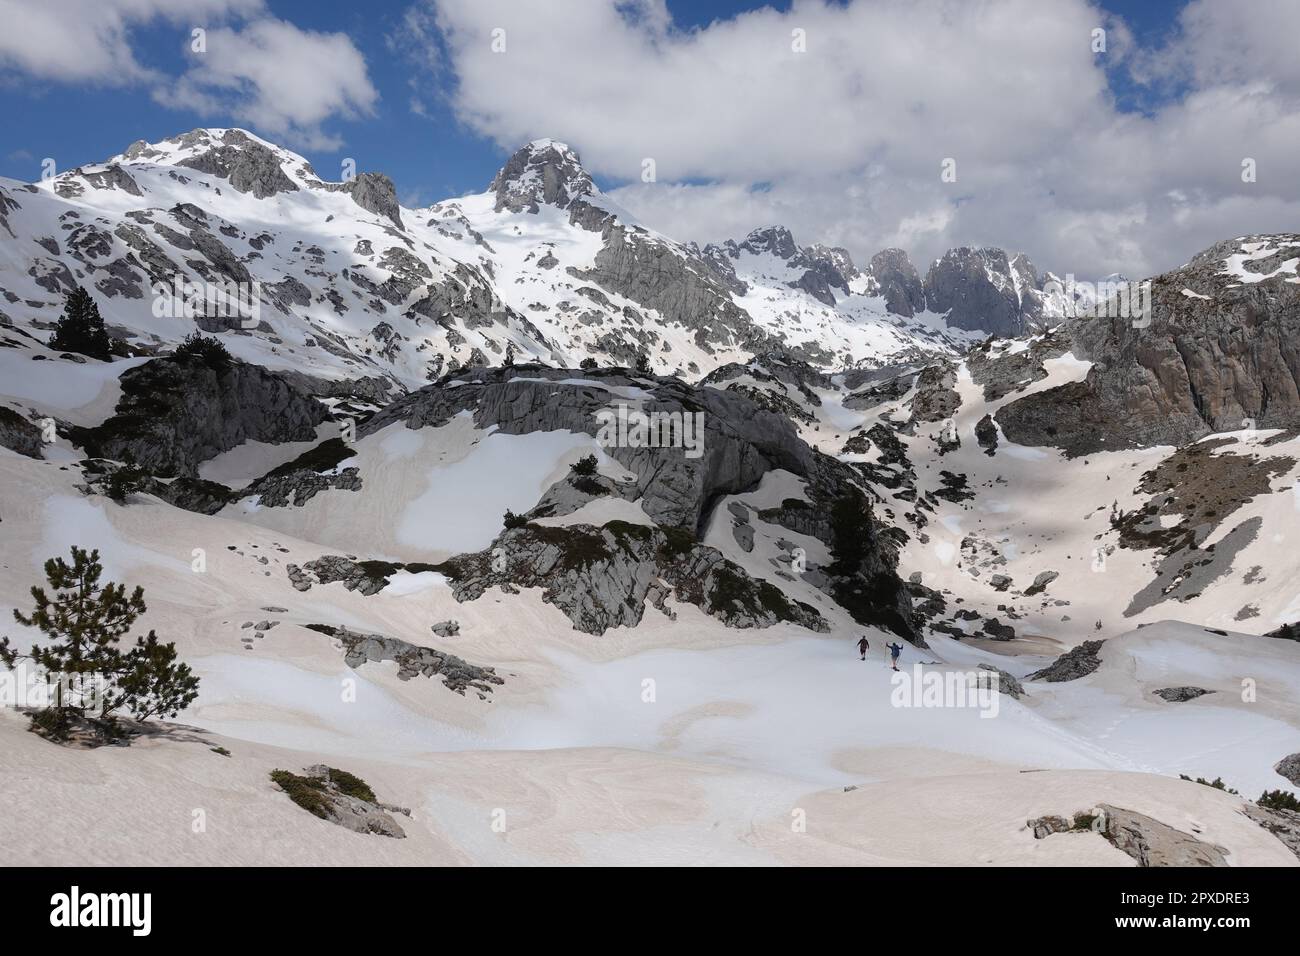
[325,767,376,803]
[175,332,233,373]
[503,509,528,530]
[1259,789,1300,812]
[270,769,332,819]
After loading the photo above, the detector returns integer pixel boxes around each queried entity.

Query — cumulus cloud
[0,0,261,84]
[0,0,376,150]
[413,0,1300,279]
[161,19,379,150]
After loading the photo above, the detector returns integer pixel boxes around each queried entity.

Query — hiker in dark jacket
[886,641,904,671]
[857,636,870,661]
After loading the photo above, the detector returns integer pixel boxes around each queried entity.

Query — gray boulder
[1028,639,1105,682]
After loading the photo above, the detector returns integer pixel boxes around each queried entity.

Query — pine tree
[49,286,113,360]
[634,352,652,374]
[0,547,199,736]
[115,632,200,721]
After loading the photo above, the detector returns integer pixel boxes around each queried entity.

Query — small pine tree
[570,454,599,477]
[49,286,113,360]
[503,343,516,367]
[175,332,233,373]
[503,509,528,530]
[634,352,652,374]
[105,465,147,504]
[579,357,598,371]
[0,547,200,736]
[1259,789,1300,812]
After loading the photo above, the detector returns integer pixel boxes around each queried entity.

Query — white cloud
[0,0,377,151]
[161,19,379,150]
[0,0,261,84]
[414,0,1300,279]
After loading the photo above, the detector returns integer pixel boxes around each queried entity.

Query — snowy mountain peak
[490,138,596,214]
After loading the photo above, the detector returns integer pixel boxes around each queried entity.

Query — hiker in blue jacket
[886,641,904,671]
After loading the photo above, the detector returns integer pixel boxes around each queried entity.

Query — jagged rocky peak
[738,225,799,259]
[490,139,596,213]
[924,246,1042,337]
[868,247,926,317]
[145,128,305,199]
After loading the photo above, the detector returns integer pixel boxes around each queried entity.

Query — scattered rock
[977,663,1025,699]
[1023,570,1059,596]
[1153,686,1215,703]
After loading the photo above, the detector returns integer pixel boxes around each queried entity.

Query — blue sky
[2,0,1295,278]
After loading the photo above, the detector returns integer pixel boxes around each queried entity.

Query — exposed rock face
[909,362,961,423]
[570,222,774,354]
[1027,815,1072,838]
[362,366,914,636]
[74,355,331,477]
[924,247,1032,337]
[1028,639,1105,682]
[436,521,827,636]
[78,459,235,515]
[998,234,1300,454]
[966,329,1070,401]
[491,140,595,213]
[1030,804,1231,866]
[341,172,402,229]
[869,248,926,317]
[317,172,404,228]
[248,467,361,508]
[789,243,858,306]
[977,663,1024,698]
[287,556,397,596]
[974,414,998,453]
[244,438,362,508]
[1276,753,1300,786]
[1154,686,1215,702]
[1023,570,1059,596]
[1095,804,1229,867]
[1244,803,1300,861]
[738,225,798,260]
[176,129,299,199]
[306,624,503,697]
[0,406,44,458]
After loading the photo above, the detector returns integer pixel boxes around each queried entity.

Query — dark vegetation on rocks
[270,765,409,838]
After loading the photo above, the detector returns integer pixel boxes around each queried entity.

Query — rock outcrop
[361,365,914,636]
[1028,639,1105,682]
[0,406,44,458]
[998,235,1300,454]
[175,129,299,199]
[73,354,330,477]
[868,248,926,317]
[924,247,1038,337]
[305,624,503,697]
[436,521,827,636]
[1153,686,1215,703]
[269,765,409,838]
